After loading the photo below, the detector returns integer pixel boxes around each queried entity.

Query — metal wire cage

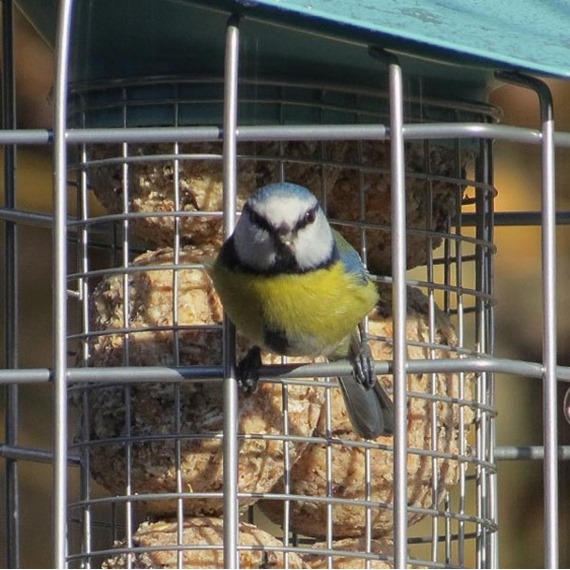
[63,73,496,570]
[1,1,570,569]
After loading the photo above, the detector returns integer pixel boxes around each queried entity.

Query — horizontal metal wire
[68,320,467,355]
[66,488,494,529]
[6,440,566,467]
[66,260,218,284]
[461,210,570,229]
[69,426,484,466]
[67,74,500,118]
[0,444,80,464]
[64,542,457,570]
[68,81,497,128]
[0,122,568,146]
[494,445,570,461]
[67,209,225,229]
[5,206,569,237]
[0,207,58,228]
[0,355,568,384]
[64,543,400,568]
[5,203,561,234]
[67,373,489,418]
[75,147,480,188]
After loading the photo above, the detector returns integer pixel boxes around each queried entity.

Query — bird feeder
[4,0,570,568]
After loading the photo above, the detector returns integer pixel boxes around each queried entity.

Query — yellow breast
[210,261,378,357]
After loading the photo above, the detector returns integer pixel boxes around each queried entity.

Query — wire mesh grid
[60,73,497,569]
[1,3,570,569]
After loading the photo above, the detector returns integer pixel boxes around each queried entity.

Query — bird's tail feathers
[337,375,394,439]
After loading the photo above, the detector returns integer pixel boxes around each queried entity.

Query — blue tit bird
[210,182,393,439]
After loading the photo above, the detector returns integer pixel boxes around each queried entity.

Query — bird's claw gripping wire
[350,322,376,389]
[237,345,263,395]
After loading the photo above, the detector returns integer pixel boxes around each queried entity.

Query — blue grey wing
[332,229,370,285]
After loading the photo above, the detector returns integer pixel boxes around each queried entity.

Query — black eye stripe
[244,202,319,235]
[245,203,273,233]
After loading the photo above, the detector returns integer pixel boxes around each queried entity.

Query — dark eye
[295,206,318,232]
[304,209,316,225]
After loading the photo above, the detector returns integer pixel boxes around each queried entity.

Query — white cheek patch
[294,215,335,270]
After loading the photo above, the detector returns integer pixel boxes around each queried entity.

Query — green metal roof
[237,0,570,79]
[17,0,570,78]
[16,0,570,92]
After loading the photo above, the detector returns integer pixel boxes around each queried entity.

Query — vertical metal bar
[53,0,75,566]
[423,135,440,565]
[496,71,558,569]
[173,96,185,569]
[222,14,241,570]
[481,136,497,569]
[537,80,558,570]
[453,134,468,569]
[2,1,19,567]
[388,59,408,570]
[538,84,559,570]
[74,89,92,565]
[280,382,291,569]
[324,373,334,570]
[358,139,373,569]
[475,137,492,569]
[119,98,134,570]
[78,138,92,565]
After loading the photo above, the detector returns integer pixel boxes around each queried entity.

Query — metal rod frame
[221,14,241,570]
[53,0,75,566]
[0,121,568,147]
[496,71,559,570]
[388,56,409,569]
[2,1,19,567]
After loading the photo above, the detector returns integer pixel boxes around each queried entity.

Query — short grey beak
[277,224,295,247]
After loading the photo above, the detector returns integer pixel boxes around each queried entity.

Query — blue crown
[250,182,317,204]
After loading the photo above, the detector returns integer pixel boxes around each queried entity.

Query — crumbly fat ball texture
[87,140,347,249]
[301,536,426,569]
[88,142,255,248]
[79,246,325,516]
[259,284,475,539]
[326,141,470,274]
[101,517,307,569]
[87,140,467,273]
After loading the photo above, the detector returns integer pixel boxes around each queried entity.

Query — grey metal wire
[496,71,560,570]
[387,54,410,569]
[221,15,241,569]
[2,1,19,567]
[2,354,570,385]
[52,0,75,567]
[0,121,570,147]
[65,97,487,563]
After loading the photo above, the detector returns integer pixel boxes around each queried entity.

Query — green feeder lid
[16,0,569,123]
[17,0,570,80]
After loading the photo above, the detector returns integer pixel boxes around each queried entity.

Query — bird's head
[233,183,336,273]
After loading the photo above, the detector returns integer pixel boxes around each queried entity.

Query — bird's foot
[237,346,262,395]
[351,323,376,389]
